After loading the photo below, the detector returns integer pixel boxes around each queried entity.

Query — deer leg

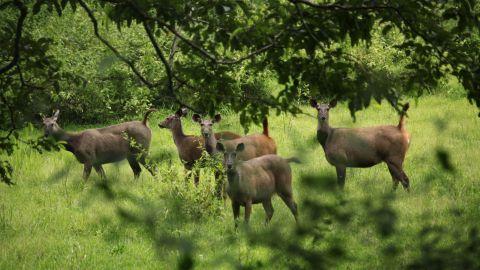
[193,169,200,186]
[184,170,191,184]
[214,170,225,200]
[386,161,410,192]
[399,169,410,191]
[232,201,240,228]
[387,164,400,191]
[83,164,92,181]
[244,200,252,225]
[94,165,106,179]
[138,154,156,176]
[279,193,298,223]
[184,163,199,185]
[262,199,274,225]
[335,166,346,189]
[128,157,142,179]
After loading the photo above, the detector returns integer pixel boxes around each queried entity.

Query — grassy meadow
[1,96,480,269]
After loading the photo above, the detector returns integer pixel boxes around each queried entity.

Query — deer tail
[142,108,157,125]
[398,102,410,130]
[286,157,301,164]
[262,117,269,137]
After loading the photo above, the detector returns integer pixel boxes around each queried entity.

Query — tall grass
[1,96,479,269]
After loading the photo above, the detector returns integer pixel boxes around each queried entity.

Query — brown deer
[192,113,240,197]
[214,118,277,162]
[192,113,240,155]
[310,99,411,190]
[216,142,299,227]
[42,109,156,180]
[158,108,240,185]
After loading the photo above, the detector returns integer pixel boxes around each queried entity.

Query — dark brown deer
[42,109,156,180]
[158,108,240,185]
[310,99,411,190]
[216,142,299,227]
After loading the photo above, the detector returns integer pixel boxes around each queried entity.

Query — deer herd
[41,100,411,227]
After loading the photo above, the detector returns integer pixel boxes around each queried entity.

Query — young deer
[216,142,299,227]
[310,99,411,190]
[42,109,156,180]
[215,118,277,162]
[158,108,240,185]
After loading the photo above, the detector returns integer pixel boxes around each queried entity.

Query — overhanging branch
[143,23,201,113]
[142,23,174,96]
[289,0,451,66]
[77,0,154,88]
[126,0,282,65]
[0,0,27,75]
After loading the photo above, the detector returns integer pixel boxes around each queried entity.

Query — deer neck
[171,121,187,147]
[226,167,238,185]
[226,159,245,184]
[317,121,331,147]
[204,134,217,154]
[52,127,72,142]
[51,128,77,152]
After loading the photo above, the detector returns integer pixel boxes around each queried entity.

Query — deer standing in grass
[310,99,411,190]
[158,108,240,185]
[192,113,240,197]
[216,142,299,227]
[42,109,156,180]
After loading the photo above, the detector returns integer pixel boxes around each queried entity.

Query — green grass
[1,96,480,269]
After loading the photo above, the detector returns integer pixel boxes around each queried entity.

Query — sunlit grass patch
[1,96,479,269]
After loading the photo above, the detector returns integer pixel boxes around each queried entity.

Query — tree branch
[125,0,281,65]
[289,0,451,66]
[169,33,179,69]
[216,32,283,65]
[0,92,17,140]
[293,2,321,45]
[77,0,154,88]
[0,0,27,75]
[143,23,201,112]
[143,23,174,96]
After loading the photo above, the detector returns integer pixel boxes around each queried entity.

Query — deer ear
[52,110,60,121]
[192,114,201,123]
[216,142,225,152]
[176,108,189,117]
[236,143,245,152]
[329,99,337,108]
[37,113,45,121]
[310,99,318,108]
[213,114,221,123]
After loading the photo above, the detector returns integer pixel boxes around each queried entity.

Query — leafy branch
[0,0,27,75]
[77,0,199,112]
[125,0,283,66]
